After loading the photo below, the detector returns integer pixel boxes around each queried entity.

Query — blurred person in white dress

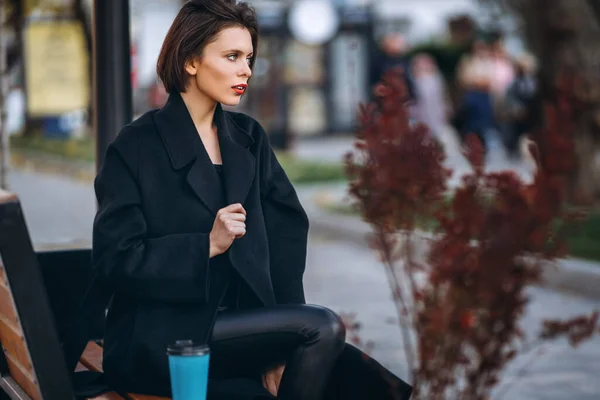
[411,53,451,141]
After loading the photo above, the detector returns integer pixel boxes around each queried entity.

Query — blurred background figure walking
[454,39,497,153]
[502,52,537,159]
[411,53,450,141]
[369,32,415,104]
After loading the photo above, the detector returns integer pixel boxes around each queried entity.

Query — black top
[213,164,241,311]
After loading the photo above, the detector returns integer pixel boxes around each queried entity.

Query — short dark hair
[157,0,258,94]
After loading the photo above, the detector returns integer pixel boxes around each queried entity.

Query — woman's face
[185,27,253,107]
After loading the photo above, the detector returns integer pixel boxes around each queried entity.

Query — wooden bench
[0,189,170,400]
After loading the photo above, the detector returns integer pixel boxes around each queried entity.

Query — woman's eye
[227,54,237,61]
[246,58,252,65]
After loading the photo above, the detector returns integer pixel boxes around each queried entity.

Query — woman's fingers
[221,203,246,216]
[225,220,246,238]
[226,220,245,230]
[230,227,246,238]
[227,212,246,222]
[217,205,247,240]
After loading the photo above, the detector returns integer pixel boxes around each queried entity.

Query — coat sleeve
[258,128,309,305]
[92,130,211,304]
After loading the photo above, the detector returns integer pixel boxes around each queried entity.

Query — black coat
[92,92,309,396]
[91,92,412,400]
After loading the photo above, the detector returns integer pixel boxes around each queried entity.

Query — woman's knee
[302,305,346,349]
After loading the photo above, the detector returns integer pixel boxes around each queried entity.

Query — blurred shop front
[17,0,91,139]
[235,0,375,148]
[15,0,379,147]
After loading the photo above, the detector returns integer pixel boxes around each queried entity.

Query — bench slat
[81,341,104,372]
[78,343,126,400]
[0,316,34,374]
[4,352,41,400]
[0,280,21,329]
[76,362,88,372]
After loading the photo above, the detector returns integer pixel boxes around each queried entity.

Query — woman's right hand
[209,203,247,258]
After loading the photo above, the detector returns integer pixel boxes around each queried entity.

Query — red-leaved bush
[345,68,600,399]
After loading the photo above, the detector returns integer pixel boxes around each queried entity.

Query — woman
[411,53,450,140]
[93,1,411,399]
[454,39,497,152]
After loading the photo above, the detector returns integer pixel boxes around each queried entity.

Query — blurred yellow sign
[24,0,74,17]
[24,20,90,117]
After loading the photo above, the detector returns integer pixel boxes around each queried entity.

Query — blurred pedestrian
[503,52,537,158]
[370,32,415,102]
[488,34,516,150]
[454,39,497,152]
[411,53,450,140]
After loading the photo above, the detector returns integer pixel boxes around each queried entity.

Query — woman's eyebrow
[222,49,254,56]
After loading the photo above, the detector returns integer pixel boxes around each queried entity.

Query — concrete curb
[304,196,600,301]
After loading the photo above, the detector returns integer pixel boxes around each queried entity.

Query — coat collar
[153,92,256,214]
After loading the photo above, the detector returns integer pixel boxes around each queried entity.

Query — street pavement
[9,169,96,248]
[6,129,600,399]
[305,234,600,400]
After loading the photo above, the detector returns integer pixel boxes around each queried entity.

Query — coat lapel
[214,104,256,206]
[186,158,222,215]
[153,93,221,215]
[213,106,276,306]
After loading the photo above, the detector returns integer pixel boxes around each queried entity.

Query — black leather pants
[209,304,346,400]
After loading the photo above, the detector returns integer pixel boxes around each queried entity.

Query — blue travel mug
[167,340,210,400]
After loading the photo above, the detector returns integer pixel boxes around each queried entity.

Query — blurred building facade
[6,0,523,143]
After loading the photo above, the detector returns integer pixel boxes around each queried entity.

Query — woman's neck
[180,89,217,134]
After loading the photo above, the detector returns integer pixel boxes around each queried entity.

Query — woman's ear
[184,59,199,76]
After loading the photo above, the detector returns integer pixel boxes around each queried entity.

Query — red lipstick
[232,83,248,95]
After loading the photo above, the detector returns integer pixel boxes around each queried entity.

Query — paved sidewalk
[304,234,600,400]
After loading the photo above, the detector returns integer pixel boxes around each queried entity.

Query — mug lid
[166,340,210,356]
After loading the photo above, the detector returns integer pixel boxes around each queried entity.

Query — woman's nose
[239,62,252,78]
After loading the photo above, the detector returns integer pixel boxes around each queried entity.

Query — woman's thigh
[208,304,341,380]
